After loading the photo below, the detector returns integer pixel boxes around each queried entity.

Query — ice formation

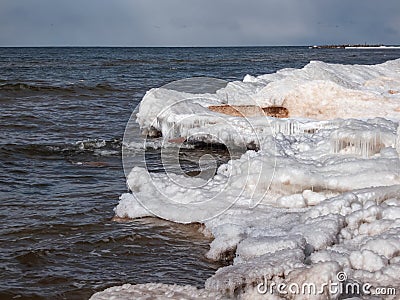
[89,283,224,300]
[101,59,400,299]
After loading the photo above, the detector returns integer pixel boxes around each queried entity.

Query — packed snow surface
[104,59,400,299]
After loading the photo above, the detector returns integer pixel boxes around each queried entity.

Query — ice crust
[89,283,225,300]
[107,59,400,299]
[136,59,400,145]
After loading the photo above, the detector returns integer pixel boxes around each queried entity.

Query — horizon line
[0,45,312,48]
[1,43,398,48]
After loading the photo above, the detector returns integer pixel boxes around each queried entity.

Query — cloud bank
[0,0,399,46]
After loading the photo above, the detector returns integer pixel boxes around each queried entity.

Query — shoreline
[310,44,400,49]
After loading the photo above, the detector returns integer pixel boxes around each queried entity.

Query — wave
[0,82,122,94]
[15,249,54,267]
[101,58,200,67]
[0,138,122,158]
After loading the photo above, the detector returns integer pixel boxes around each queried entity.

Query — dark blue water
[1,47,400,300]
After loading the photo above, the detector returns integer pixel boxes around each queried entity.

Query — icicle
[396,125,400,153]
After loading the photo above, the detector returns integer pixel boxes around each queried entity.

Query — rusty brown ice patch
[262,106,289,118]
[208,105,289,118]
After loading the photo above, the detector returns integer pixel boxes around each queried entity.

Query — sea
[1,47,400,300]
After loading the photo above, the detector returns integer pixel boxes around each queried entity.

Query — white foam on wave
[100,59,400,299]
[89,283,224,300]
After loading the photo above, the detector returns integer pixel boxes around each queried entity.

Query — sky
[0,0,399,46]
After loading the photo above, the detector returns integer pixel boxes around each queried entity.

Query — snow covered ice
[95,59,400,299]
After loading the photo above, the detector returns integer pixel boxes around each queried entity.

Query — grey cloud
[0,0,399,46]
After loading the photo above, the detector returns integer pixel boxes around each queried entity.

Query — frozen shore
[91,59,400,299]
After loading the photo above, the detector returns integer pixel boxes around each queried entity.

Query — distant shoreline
[310,44,400,49]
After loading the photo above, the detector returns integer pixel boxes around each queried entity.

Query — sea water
[1,47,400,299]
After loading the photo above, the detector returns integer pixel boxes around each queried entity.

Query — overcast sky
[0,0,399,46]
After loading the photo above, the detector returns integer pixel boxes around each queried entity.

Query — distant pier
[309,44,400,49]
